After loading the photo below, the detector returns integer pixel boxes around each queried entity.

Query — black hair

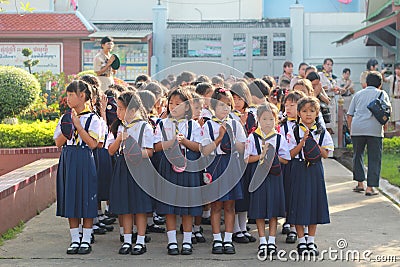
[137,90,156,114]
[257,102,279,125]
[367,58,379,70]
[101,36,114,45]
[306,71,320,82]
[108,84,127,93]
[342,68,351,74]
[79,75,101,117]
[110,91,147,138]
[366,71,383,88]
[244,71,255,79]
[297,96,323,134]
[261,75,274,88]
[298,62,308,70]
[176,71,196,86]
[323,58,333,65]
[283,61,293,69]
[230,82,252,109]
[248,79,270,99]
[283,91,306,105]
[66,80,94,110]
[210,87,234,110]
[394,63,400,70]
[166,87,193,119]
[211,76,224,86]
[195,82,213,96]
[145,82,163,99]
[104,88,118,98]
[135,74,151,84]
[196,75,211,84]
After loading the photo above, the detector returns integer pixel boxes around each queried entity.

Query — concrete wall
[264,0,364,18]
[295,11,378,90]
[74,0,262,22]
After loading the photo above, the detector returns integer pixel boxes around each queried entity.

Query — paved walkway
[0,159,399,266]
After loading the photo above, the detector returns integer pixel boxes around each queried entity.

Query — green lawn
[365,153,400,187]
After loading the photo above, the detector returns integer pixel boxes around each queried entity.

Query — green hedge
[347,136,400,154]
[0,120,57,148]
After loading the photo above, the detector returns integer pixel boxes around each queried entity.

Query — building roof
[167,19,290,29]
[0,12,94,38]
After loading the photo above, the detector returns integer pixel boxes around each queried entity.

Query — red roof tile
[0,13,93,37]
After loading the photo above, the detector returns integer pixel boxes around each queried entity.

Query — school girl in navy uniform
[245,103,290,257]
[229,81,257,244]
[154,88,203,256]
[80,75,115,234]
[54,80,102,255]
[201,88,246,255]
[279,91,306,243]
[287,96,333,256]
[108,91,154,255]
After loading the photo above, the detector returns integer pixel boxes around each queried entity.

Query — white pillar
[152,3,167,76]
[290,3,304,66]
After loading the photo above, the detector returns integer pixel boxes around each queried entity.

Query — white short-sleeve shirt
[287,127,334,159]
[53,113,101,146]
[201,119,246,155]
[154,118,202,145]
[244,133,291,161]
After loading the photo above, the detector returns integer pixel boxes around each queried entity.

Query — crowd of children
[54,68,333,258]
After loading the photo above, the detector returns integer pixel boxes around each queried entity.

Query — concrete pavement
[0,159,399,266]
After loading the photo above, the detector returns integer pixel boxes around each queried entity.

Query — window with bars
[172,34,221,58]
[233,33,246,57]
[252,36,268,57]
[273,33,286,57]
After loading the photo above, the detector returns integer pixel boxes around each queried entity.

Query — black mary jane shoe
[66,242,80,255]
[131,243,147,255]
[242,231,256,243]
[118,243,132,255]
[282,224,291,235]
[257,244,267,257]
[97,222,114,232]
[93,227,107,235]
[181,242,193,255]
[99,216,116,225]
[297,243,308,256]
[266,243,277,257]
[211,240,224,254]
[307,243,319,256]
[77,242,92,255]
[167,242,179,255]
[147,224,166,233]
[286,231,297,244]
[194,231,206,243]
[232,232,249,243]
[223,241,236,254]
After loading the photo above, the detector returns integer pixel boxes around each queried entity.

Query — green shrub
[0,66,41,120]
[383,136,400,154]
[0,120,57,148]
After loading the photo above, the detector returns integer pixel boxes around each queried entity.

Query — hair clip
[217,88,229,93]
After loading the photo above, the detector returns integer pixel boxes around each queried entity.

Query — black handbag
[367,91,391,125]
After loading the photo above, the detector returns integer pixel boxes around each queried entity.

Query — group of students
[54,70,334,258]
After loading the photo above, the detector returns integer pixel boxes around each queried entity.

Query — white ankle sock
[290,226,296,233]
[259,236,267,245]
[268,236,276,244]
[238,212,247,232]
[124,234,132,245]
[224,232,233,243]
[136,235,145,245]
[167,230,177,249]
[70,228,80,244]
[307,236,315,244]
[298,236,306,244]
[213,233,222,246]
[202,210,210,218]
[183,232,192,248]
[193,225,201,233]
[81,228,92,246]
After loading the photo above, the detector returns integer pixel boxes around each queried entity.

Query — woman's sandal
[167,242,179,255]
[181,242,193,255]
[66,242,80,255]
[258,244,267,257]
[212,240,224,254]
[352,186,365,193]
[131,243,147,255]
